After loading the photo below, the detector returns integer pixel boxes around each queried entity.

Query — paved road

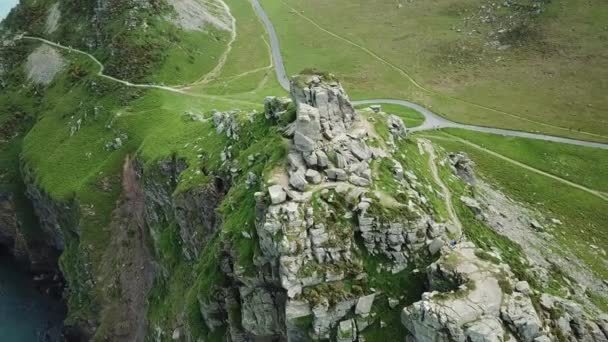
[249,0,608,150]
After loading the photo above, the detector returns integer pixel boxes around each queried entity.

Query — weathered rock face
[23,164,79,253]
[402,242,510,342]
[174,183,226,260]
[248,75,454,341]
[290,75,356,141]
[239,287,283,337]
[401,242,608,342]
[0,193,27,259]
[139,157,227,261]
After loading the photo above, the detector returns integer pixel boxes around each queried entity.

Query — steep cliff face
[141,157,227,262]
[0,193,28,260]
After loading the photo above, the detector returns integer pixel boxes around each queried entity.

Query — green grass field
[258,0,608,142]
[442,128,608,192]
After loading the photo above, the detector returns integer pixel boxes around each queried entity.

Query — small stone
[349,174,370,187]
[289,170,308,191]
[355,294,375,316]
[388,297,400,309]
[327,168,348,181]
[428,239,444,255]
[515,281,531,295]
[529,219,544,231]
[305,169,322,184]
[268,185,287,204]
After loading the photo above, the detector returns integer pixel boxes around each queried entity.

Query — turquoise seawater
[0,256,65,342]
[0,0,19,20]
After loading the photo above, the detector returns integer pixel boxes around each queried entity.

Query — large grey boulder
[355,294,376,316]
[501,294,543,342]
[327,168,348,181]
[294,104,322,152]
[402,243,507,342]
[305,169,323,184]
[268,185,287,205]
[289,170,308,191]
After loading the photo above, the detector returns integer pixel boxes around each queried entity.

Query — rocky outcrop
[248,74,455,340]
[448,152,476,185]
[402,242,511,342]
[401,242,608,342]
[265,96,293,120]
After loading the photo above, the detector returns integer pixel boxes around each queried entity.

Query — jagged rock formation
[401,242,608,342]
[234,74,456,341]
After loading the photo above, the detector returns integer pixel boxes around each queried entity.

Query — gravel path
[419,139,463,239]
[249,0,608,150]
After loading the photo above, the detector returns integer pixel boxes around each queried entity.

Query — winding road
[249,0,608,150]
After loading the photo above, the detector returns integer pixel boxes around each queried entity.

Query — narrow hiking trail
[20,36,262,107]
[425,134,608,202]
[419,139,463,239]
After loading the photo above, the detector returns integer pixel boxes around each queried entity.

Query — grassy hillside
[421,130,608,282]
[259,0,608,142]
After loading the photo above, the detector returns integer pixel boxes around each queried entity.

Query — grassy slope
[259,0,608,142]
[443,128,608,192]
[420,131,608,282]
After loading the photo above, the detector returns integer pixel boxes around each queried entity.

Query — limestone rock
[501,293,543,342]
[327,168,348,181]
[294,103,322,152]
[268,185,287,205]
[387,115,407,139]
[355,294,376,316]
[305,169,323,184]
[337,319,357,342]
[448,152,476,184]
[464,317,505,342]
[402,243,507,342]
[289,170,308,191]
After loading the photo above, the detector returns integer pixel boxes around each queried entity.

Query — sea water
[0,256,65,341]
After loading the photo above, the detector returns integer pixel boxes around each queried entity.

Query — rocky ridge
[198,74,458,341]
[402,241,608,342]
